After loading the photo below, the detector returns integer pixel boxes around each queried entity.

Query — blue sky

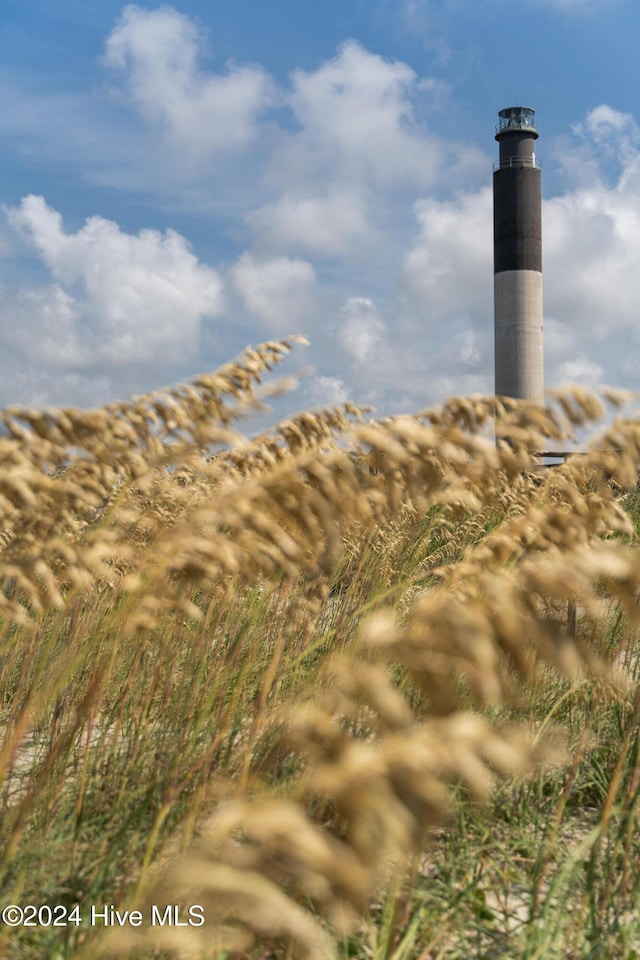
[1,0,639,417]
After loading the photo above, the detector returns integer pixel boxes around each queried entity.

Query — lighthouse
[493,106,543,403]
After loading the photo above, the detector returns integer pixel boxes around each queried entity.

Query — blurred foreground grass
[2,341,640,958]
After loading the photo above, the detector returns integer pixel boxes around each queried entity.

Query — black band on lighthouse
[493,167,542,273]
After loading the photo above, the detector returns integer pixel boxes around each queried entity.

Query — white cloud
[446,329,481,367]
[231,252,315,334]
[243,40,485,264]
[401,187,493,316]
[246,189,375,258]
[556,356,604,385]
[578,105,637,141]
[326,294,456,413]
[288,40,428,186]
[269,40,482,196]
[543,316,576,368]
[103,5,275,161]
[543,187,640,340]
[570,105,640,180]
[337,297,386,363]
[0,282,125,407]
[305,375,351,408]
[0,283,84,369]
[5,194,224,372]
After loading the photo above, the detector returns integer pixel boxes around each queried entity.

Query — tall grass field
[2,338,640,959]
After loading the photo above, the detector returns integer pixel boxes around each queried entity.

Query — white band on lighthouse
[494,270,544,403]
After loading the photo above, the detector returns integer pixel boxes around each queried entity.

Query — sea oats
[3,353,640,959]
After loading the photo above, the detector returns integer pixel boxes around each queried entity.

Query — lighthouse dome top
[496,106,538,137]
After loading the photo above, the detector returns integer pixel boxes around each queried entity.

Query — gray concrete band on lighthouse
[493,106,544,404]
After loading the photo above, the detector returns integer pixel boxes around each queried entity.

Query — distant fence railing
[534,449,626,469]
[535,451,584,460]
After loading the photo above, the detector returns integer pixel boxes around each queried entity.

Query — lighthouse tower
[493,106,543,403]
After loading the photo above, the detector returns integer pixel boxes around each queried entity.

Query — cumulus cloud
[401,187,493,316]
[577,105,638,142]
[287,41,431,187]
[326,294,447,413]
[556,356,604,385]
[5,195,224,373]
[268,40,482,195]
[305,375,351,408]
[543,190,637,332]
[337,297,386,364]
[246,189,375,258]
[230,252,315,334]
[442,329,481,367]
[0,283,84,369]
[103,4,274,161]
[568,105,640,183]
[243,39,485,262]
